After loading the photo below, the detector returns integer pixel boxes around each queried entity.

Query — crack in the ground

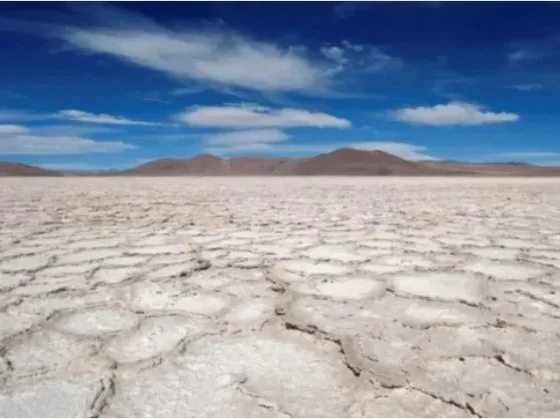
[2,179,560,416]
[235,377,294,417]
[517,290,560,309]
[494,353,533,376]
[283,320,362,377]
[411,386,483,418]
[89,374,115,418]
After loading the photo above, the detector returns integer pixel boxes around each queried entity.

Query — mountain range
[2,148,560,177]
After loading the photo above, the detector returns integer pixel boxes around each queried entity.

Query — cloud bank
[0,124,134,155]
[177,104,351,129]
[390,102,519,126]
[55,109,157,126]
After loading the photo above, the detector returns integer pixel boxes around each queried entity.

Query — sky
[1,1,560,171]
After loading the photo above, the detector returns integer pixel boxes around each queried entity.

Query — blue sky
[1,1,560,170]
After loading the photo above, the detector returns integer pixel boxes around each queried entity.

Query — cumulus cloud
[0,124,134,155]
[177,104,351,129]
[55,109,157,126]
[390,102,519,126]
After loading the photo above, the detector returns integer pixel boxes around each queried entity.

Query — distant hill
[0,162,62,177]
[422,160,560,177]
[289,148,443,176]
[123,154,298,176]
[128,155,227,175]
[3,148,560,177]
[123,148,454,176]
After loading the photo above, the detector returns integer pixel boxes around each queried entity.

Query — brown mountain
[124,154,300,176]
[0,162,62,177]
[121,148,560,176]
[423,161,560,177]
[125,154,228,175]
[123,148,449,176]
[289,148,443,176]
[4,148,560,177]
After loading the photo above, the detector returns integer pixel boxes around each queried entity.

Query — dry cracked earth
[0,177,560,417]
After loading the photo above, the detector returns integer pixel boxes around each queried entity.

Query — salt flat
[1,177,560,417]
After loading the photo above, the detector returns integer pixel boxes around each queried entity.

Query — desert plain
[0,176,559,417]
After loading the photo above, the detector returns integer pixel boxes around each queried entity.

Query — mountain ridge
[2,148,560,176]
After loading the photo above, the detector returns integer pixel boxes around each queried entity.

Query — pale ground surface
[0,177,560,417]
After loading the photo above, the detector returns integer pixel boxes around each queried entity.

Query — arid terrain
[3,148,560,177]
[0,177,560,417]
[0,162,62,177]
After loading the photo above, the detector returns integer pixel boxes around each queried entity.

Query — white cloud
[0,4,405,96]
[55,109,156,126]
[0,124,28,135]
[0,124,134,155]
[320,46,345,62]
[510,83,544,92]
[390,102,519,126]
[177,104,351,129]
[61,26,328,93]
[0,107,159,127]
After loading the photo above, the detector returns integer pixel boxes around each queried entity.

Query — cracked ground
[1,177,560,417]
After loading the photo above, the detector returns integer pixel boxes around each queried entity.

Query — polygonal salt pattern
[0,177,559,417]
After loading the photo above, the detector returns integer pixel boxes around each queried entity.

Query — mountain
[422,160,560,176]
[0,162,62,176]
[123,148,454,176]
[121,148,560,176]
[124,154,300,176]
[124,155,227,175]
[3,149,560,177]
[288,148,443,176]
